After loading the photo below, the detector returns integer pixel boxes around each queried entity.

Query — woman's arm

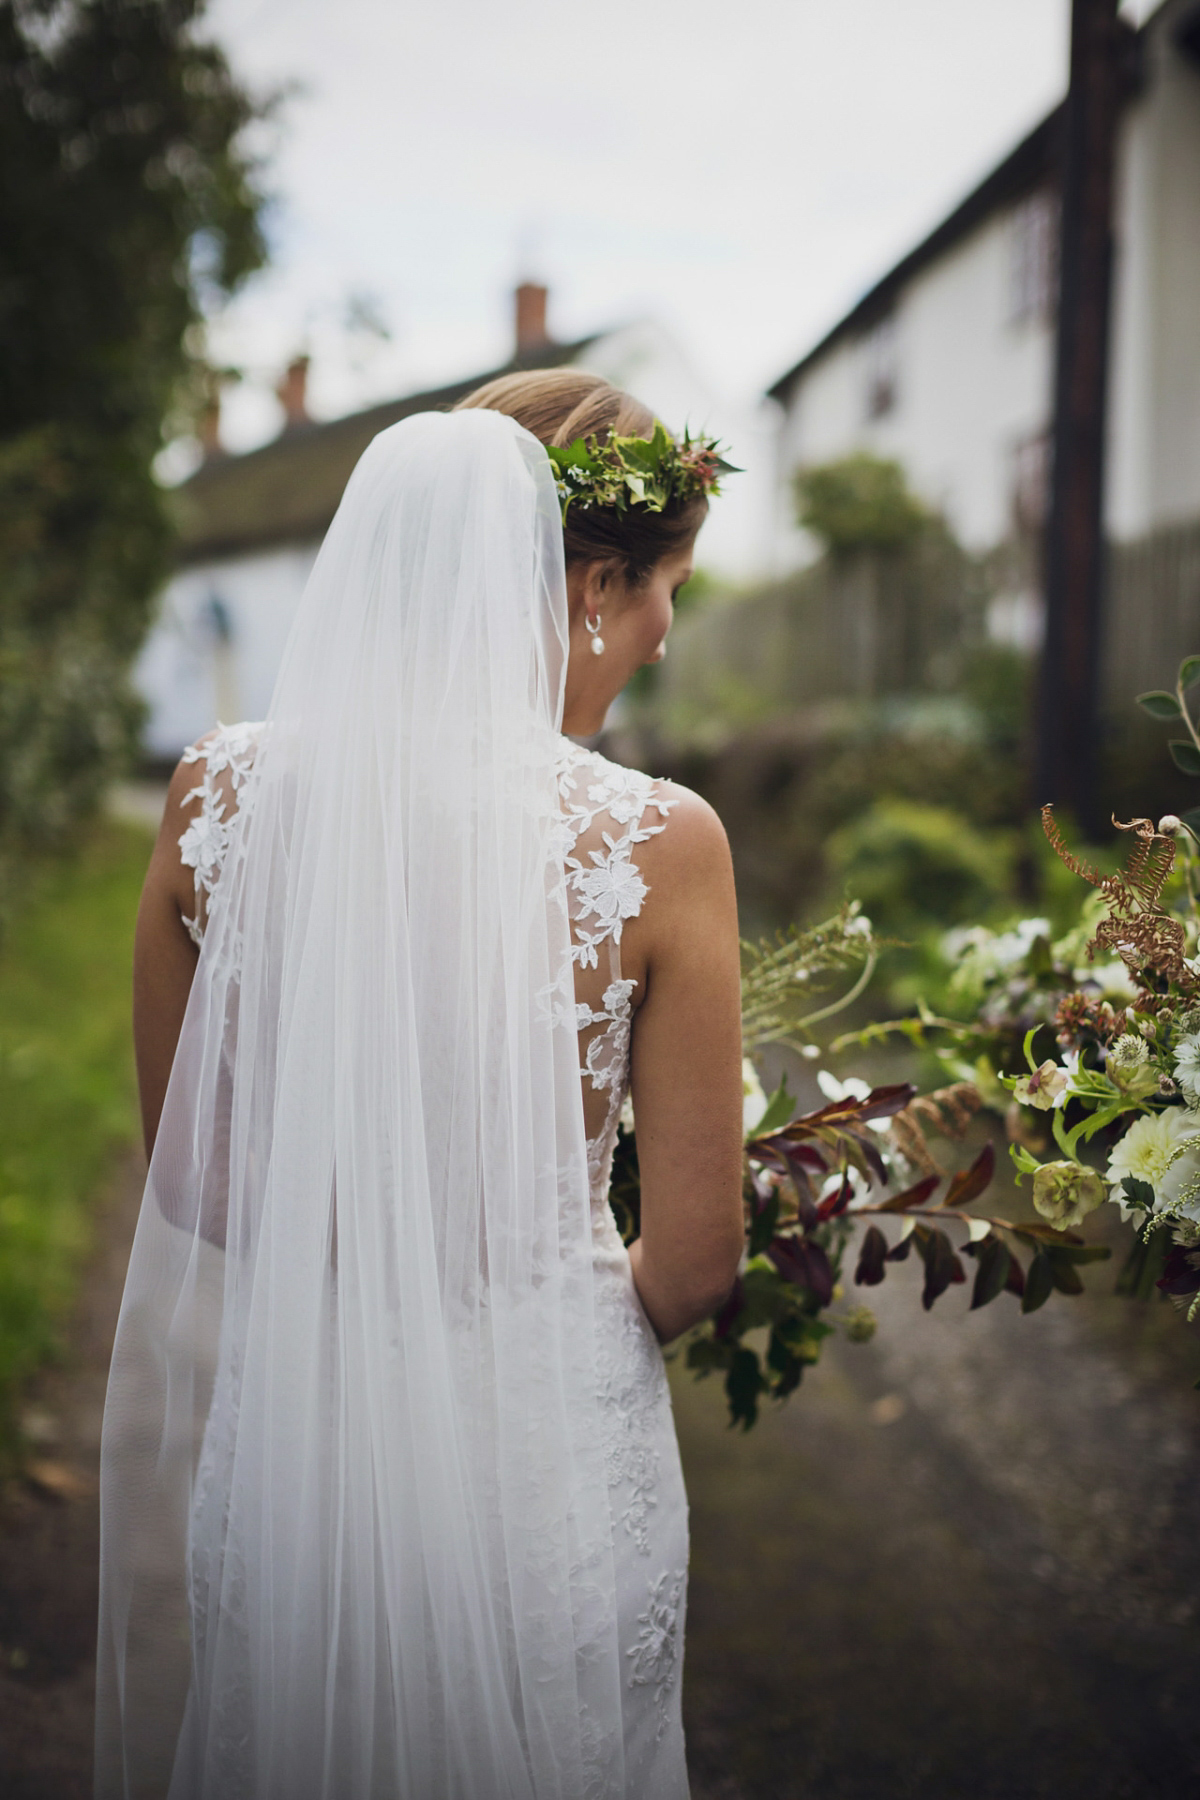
[625,788,745,1342]
[132,756,203,1160]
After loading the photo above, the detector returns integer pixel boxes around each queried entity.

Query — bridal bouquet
[615,657,1200,1427]
[612,904,1111,1429]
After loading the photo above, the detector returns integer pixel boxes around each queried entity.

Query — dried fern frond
[887,1082,984,1179]
[741,905,882,1055]
[1042,806,1198,993]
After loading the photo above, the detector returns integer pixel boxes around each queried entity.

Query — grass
[0,818,151,1440]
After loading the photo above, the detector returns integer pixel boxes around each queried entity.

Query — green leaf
[725,1346,767,1430]
[969,1235,1011,1310]
[1169,739,1200,776]
[1179,808,1200,842]
[1179,655,1200,692]
[1044,1252,1085,1295]
[1116,1225,1170,1300]
[685,1334,732,1375]
[1021,1251,1055,1314]
[1137,690,1183,719]
[754,1074,796,1136]
[1120,1175,1155,1214]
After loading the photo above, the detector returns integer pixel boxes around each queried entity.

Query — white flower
[1106,1110,1200,1219]
[1106,1032,1159,1098]
[742,1058,768,1135]
[945,917,1050,992]
[1088,960,1137,1002]
[1174,1033,1200,1109]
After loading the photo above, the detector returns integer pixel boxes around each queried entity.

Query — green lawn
[0,819,151,1441]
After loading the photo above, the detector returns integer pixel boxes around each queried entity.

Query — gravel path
[1,1155,1198,1798]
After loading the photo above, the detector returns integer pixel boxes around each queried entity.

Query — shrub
[825,798,1014,933]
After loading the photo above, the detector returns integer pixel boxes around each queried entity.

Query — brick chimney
[276,353,311,432]
[514,283,550,357]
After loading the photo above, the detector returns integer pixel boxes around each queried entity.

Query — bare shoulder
[644,780,733,884]
[634,778,737,949]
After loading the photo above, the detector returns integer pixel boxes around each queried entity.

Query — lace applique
[594,1274,669,1554]
[626,1569,686,1736]
[556,741,675,1199]
[178,722,262,944]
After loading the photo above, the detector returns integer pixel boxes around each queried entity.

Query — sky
[199,0,1159,456]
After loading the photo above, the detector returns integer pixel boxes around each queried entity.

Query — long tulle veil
[95,410,627,1798]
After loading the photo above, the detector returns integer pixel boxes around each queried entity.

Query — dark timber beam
[1035,0,1122,833]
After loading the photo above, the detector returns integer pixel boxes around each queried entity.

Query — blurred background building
[768,0,1200,693]
[135,282,774,758]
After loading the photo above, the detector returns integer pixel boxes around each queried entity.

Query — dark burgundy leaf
[940,1142,996,1211]
[886,1232,913,1262]
[949,1254,966,1285]
[1158,1244,1200,1296]
[843,1128,889,1187]
[712,1278,744,1340]
[969,1235,1011,1310]
[768,1236,835,1306]
[855,1225,889,1287]
[1004,1252,1026,1298]
[1021,1251,1054,1314]
[916,1227,959,1310]
[877,1173,941,1214]
[751,1082,916,1147]
[1046,1254,1084,1296]
[788,1145,830,1171]
[817,1174,854,1222]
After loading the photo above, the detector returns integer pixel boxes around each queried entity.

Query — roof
[170,333,599,566]
[767,12,1150,403]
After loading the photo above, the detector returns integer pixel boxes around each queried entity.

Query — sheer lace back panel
[181,728,672,1212]
[554,740,675,1206]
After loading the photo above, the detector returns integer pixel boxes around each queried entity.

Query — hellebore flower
[1014,1060,1069,1111]
[1032,1161,1107,1230]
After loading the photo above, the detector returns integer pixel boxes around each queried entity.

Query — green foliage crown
[545,421,736,525]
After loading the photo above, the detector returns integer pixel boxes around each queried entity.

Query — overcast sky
[202,0,1157,454]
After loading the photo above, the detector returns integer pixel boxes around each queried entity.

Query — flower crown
[545,419,736,525]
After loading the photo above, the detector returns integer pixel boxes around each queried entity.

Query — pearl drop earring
[586,613,605,657]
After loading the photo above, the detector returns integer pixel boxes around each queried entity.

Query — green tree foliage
[795,451,931,555]
[0,0,268,913]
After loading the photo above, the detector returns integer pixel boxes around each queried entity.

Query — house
[136,286,769,758]
[766,0,1200,672]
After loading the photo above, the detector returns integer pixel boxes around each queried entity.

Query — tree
[0,0,268,912]
[794,452,931,556]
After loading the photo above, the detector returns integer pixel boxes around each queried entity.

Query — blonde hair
[455,369,704,582]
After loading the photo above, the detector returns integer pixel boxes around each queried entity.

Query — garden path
[1,1151,1199,1798]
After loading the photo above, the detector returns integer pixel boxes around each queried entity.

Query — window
[863,313,898,419]
[1009,190,1058,327]
[1010,429,1051,536]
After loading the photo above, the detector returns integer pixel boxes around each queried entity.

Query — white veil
[96,410,626,1799]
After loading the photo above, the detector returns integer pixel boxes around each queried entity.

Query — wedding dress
[95,410,690,1799]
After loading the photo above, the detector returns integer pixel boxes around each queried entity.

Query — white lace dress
[177,724,691,1798]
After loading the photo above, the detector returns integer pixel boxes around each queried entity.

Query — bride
[95,371,745,1799]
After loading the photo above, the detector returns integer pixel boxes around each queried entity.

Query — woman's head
[455,369,705,734]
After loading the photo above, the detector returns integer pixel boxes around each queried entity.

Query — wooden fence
[654,517,1200,738]
[1102,518,1200,708]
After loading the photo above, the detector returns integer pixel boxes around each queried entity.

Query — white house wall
[776,0,1200,567]
[778,208,1054,563]
[135,543,318,758]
